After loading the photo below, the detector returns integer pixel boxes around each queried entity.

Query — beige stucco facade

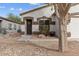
[0,18,21,33]
[20,5,60,37]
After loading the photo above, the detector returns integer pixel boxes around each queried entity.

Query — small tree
[7,13,21,23]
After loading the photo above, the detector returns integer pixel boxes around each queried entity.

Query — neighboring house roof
[20,4,51,16]
[0,16,24,24]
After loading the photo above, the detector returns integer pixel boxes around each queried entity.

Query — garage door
[67,18,79,38]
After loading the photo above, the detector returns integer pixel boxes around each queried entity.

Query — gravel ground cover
[0,34,79,56]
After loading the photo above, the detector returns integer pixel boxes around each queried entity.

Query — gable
[20,4,53,16]
[20,5,55,22]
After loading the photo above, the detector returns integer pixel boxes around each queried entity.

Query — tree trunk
[58,18,68,52]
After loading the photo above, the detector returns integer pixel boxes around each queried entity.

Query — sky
[0,3,44,17]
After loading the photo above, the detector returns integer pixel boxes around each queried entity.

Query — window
[45,20,49,25]
[14,24,16,30]
[8,23,12,30]
[51,21,56,25]
[39,20,49,34]
[39,20,44,25]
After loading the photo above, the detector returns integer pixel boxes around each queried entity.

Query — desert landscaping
[0,33,78,56]
[0,3,79,56]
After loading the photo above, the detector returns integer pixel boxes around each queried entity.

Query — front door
[27,19,32,35]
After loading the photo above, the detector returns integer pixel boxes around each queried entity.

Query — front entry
[27,19,32,35]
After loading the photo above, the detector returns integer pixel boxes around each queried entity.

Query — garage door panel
[68,18,79,38]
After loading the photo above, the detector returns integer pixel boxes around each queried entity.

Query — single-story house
[0,16,22,33]
[20,4,71,37]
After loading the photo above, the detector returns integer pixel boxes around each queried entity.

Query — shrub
[2,28,7,34]
[17,29,22,33]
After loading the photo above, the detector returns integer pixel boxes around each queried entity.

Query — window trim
[8,23,12,30]
[38,16,50,34]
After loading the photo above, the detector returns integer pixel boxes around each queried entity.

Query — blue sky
[0,3,43,17]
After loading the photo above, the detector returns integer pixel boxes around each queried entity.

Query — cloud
[29,3,37,5]
[28,3,41,5]
[10,8,15,10]
[19,8,23,11]
[10,8,23,11]
[0,6,5,9]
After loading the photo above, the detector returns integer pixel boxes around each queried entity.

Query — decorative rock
[38,34,46,38]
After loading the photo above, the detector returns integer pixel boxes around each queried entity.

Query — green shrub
[2,28,7,34]
[17,29,22,33]
[39,25,49,35]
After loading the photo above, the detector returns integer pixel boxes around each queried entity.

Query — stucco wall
[21,5,60,37]
[0,19,21,32]
[21,5,54,21]
[68,4,79,38]
[32,25,39,32]
[50,16,59,37]
[21,24,25,32]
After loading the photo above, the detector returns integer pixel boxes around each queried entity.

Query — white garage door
[67,18,79,38]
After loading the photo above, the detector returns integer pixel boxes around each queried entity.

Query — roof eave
[20,4,51,16]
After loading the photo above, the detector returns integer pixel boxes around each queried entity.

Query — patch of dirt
[0,34,79,56]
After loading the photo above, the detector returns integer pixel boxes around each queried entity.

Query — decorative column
[23,17,27,35]
[25,19,27,35]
